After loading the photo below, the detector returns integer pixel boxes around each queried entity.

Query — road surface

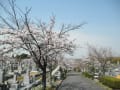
[57,72,106,90]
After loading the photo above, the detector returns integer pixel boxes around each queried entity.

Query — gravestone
[10,84,18,90]
[0,69,3,83]
[23,69,30,85]
[32,64,37,71]
[9,74,19,90]
[18,64,22,73]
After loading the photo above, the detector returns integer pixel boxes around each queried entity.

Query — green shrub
[59,68,67,80]
[61,71,66,80]
[99,76,120,89]
[82,72,93,79]
[74,67,81,72]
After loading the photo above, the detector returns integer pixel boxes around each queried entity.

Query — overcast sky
[1,0,120,58]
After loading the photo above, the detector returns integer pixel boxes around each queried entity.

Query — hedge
[82,72,93,79]
[99,76,120,89]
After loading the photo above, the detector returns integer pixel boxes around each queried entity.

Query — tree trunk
[50,67,52,87]
[42,67,46,90]
[99,66,105,77]
[102,68,106,76]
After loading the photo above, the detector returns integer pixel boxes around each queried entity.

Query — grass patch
[99,76,120,89]
[82,72,93,79]
[96,80,112,90]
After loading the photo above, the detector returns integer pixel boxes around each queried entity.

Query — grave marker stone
[0,69,3,83]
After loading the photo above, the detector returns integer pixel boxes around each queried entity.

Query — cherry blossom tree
[0,0,84,89]
[87,45,112,76]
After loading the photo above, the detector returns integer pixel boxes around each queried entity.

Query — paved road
[57,72,106,90]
